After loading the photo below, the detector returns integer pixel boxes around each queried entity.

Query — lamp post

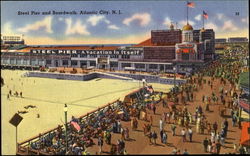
[64,104,68,154]
[173,66,177,94]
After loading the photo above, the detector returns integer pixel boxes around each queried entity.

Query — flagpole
[202,12,204,29]
[187,1,189,24]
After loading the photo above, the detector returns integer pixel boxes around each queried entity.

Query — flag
[187,1,195,8]
[203,11,208,19]
[70,121,81,132]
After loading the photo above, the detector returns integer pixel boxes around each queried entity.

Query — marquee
[30,49,143,55]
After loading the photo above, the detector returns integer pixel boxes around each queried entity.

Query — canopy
[240,122,250,146]
[239,99,250,113]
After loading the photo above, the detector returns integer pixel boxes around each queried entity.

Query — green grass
[239,72,249,88]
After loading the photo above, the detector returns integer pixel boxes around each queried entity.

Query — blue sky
[1,0,249,45]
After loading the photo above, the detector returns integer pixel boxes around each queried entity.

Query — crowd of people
[21,48,249,155]
[29,87,157,155]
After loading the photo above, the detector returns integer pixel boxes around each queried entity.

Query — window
[110,55,119,58]
[100,55,108,58]
[46,60,52,64]
[23,59,29,65]
[121,55,130,59]
[89,55,97,58]
[149,64,158,69]
[110,61,118,67]
[17,59,22,65]
[71,60,78,66]
[80,54,87,58]
[182,53,189,60]
[121,63,131,68]
[71,54,78,58]
[62,60,68,65]
[90,61,96,66]
[135,64,145,69]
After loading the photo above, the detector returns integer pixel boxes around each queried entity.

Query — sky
[1,0,249,45]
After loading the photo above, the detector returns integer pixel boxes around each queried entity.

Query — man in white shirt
[188,128,193,142]
[159,119,164,131]
[181,129,186,142]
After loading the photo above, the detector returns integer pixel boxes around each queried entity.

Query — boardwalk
[86,76,242,154]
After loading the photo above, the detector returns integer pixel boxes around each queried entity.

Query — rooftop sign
[30,49,143,55]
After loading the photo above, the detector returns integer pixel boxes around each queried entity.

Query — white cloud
[58,17,64,21]
[108,24,120,30]
[217,13,224,20]
[205,22,218,31]
[222,20,238,31]
[123,13,151,27]
[2,22,15,35]
[241,17,248,23]
[163,17,172,27]
[65,18,90,35]
[17,16,53,33]
[87,15,110,26]
[194,14,202,21]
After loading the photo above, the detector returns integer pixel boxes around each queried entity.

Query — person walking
[159,118,164,131]
[153,105,156,115]
[98,136,103,154]
[203,137,209,152]
[208,139,212,153]
[171,124,176,136]
[213,122,218,134]
[152,131,157,145]
[124,127,129,140]
[162,131,167,145]
[181,129,186,142]
[188,128,193,142]
[216,141,221,154]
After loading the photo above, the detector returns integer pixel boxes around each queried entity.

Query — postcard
[1,0,249,155]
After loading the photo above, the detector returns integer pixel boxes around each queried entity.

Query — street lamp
[64,104,68,154]
[173,66,177,94]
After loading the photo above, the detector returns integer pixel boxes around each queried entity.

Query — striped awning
[239,99,250,113]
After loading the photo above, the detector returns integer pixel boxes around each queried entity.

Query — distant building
[1,23,216,74]
[228,37,248,43]
[1,34,25,46]
[215,38,227,43]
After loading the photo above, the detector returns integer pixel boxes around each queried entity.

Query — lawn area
[239,72,249,89]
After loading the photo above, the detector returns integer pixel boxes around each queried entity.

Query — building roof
[133,38,153,47]
[182,23,193,31]
[2,45,119,53]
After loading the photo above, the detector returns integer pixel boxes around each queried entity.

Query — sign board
[30,49,143,55]
[9,113,23,127]
[97,57,109,64]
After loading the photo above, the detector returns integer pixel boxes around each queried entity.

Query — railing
[17,88,143,155]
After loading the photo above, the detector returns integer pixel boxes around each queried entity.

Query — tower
[182,23,193,43]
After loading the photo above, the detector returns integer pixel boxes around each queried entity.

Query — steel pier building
[1,23,215,74]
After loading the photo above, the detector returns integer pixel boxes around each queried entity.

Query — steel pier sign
[30,49,143,55]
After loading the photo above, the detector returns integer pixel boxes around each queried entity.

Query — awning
[240,122,250,146]
[239,99,250,113]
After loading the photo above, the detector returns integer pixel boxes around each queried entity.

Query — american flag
[70,121,81,132]
[187,1,195,8]
[203,11,208,19]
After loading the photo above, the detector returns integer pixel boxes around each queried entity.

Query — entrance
[160,65,164,71]
[101,64,106,69]
[55,60,58,67]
